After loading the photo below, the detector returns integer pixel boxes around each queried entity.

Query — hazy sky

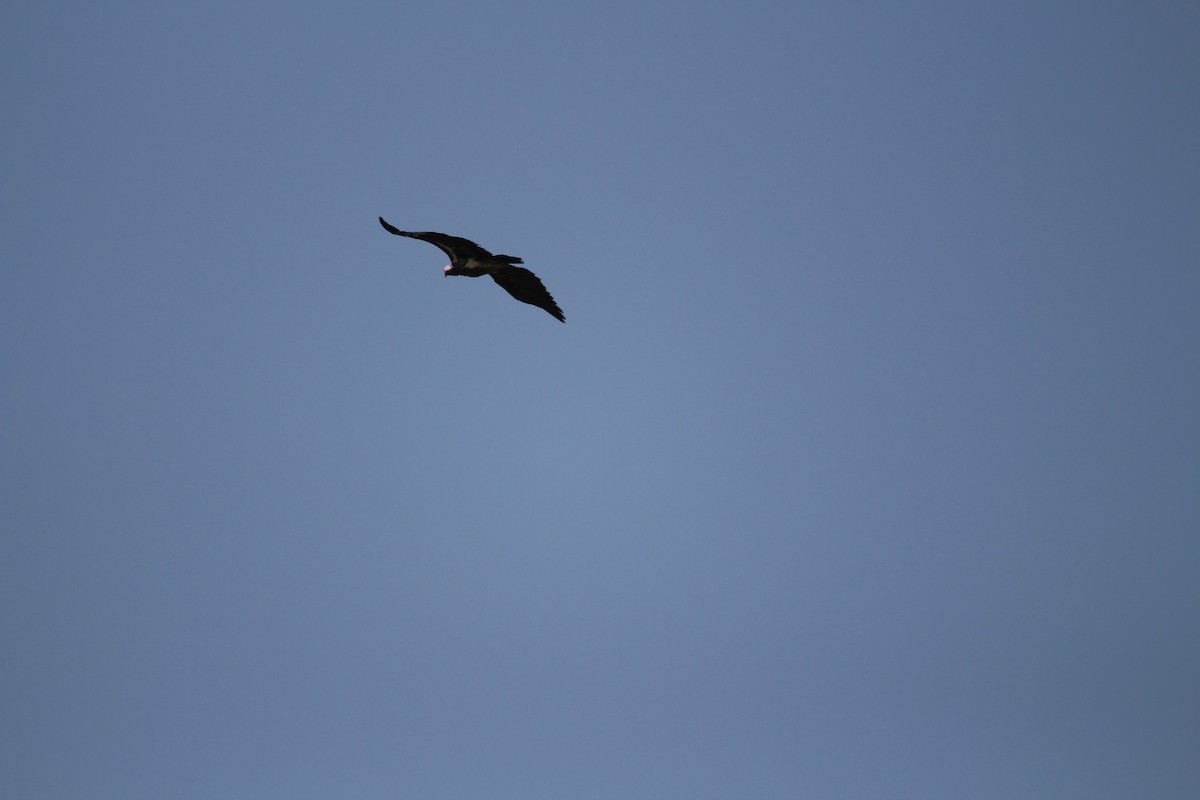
[3,2,1198,798]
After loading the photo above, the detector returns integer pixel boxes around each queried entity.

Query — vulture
[378,217,564,322]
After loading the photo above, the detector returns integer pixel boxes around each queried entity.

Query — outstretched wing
[378,217,493,262]
[491,266,565,322]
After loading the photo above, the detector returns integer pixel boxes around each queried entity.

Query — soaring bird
[378,217,564,322]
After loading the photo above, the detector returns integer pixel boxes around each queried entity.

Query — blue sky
[3,2,1198,797]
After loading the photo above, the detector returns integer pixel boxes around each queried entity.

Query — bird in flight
[378,217,565,322]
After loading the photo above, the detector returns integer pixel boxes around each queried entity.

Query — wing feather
[491,266,565,322]
[378,217,492,262]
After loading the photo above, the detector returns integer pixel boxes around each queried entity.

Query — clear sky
[3,2,1198,798]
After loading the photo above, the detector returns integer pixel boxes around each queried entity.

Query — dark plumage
[378,217,565,323]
